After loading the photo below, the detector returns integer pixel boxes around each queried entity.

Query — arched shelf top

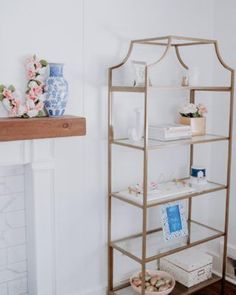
[109,35,233,73]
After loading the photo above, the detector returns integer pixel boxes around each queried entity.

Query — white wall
[214,0,236,246]
[1,1,229,294]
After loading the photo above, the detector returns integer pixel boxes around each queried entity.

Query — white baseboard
[213,269,236,285]
[208,249,236,285]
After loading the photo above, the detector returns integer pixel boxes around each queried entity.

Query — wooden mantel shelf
[0,115,86,141]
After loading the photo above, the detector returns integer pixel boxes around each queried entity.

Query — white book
[149,124,192,141]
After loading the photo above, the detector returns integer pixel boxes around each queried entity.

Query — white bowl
[130,270,175,295]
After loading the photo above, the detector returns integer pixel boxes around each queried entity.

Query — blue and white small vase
[45,63,68,117]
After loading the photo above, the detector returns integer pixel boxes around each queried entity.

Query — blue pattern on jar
[45,63,68,117]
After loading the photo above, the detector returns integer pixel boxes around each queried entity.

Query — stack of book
[149,124,192,141]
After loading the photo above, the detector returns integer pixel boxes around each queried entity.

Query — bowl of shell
[130,270,175,295]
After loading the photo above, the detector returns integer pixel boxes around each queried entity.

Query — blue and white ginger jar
[45,63,68,117]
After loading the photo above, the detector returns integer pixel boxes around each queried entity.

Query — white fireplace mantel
[0,139,56,295]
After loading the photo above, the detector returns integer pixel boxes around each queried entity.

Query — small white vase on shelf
[180,117,206,136]
[128,108,144,141]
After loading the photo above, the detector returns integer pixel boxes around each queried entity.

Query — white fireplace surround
[0,139,56,295]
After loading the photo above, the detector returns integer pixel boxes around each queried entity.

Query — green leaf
[40,59,48,67]
[37,110,47,117]
[0,84,5,93]
[8,85,15,92]
[0,93,4,101]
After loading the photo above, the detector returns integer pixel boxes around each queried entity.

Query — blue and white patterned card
[160,201,188,241]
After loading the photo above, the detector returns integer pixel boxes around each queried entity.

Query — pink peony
[32,85,43,96]
[3,88,13,99]
[198,104,208,116]
[27,69,36,79]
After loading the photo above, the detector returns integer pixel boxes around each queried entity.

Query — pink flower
[34,61,42,70]
[26,56,35,65]
[27,69,36,79]
[27,86,43,100]
[198,104,208,116]
[33,85,43,96]
[3,88,13,99]
[27,93,36,100]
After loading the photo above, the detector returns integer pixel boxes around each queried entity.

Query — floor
[195,281,236,295]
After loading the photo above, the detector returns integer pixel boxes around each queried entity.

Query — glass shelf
[110,85,231,93]
[110,221,224,263]
[112,180,226,208]
[112,134,229,150]
[111,275,221,295]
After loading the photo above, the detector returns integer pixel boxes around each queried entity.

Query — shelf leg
[222,70,234,284]
[187,90,195,244]
[108,68,114,294]
[108,246,114,293]
[140,66,149,295]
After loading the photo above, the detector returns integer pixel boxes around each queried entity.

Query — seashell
[150,277,158,286]
[145,275,152,282]
[155,280,165,288]
[164,278,172,285]
[146,286,155,292]
[132,278,142,287]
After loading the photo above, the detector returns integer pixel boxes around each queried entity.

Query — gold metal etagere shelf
[107,36,234,295]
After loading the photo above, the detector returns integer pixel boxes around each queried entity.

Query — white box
[149,124,192,141]
[160,249,213,288]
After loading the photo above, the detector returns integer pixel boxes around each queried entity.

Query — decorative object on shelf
[128,180,159,195]
[149,124,192,141]
[160,249,213,288]
[128,107,144,141]
[130,270,175,295]
[160,201,188,241]
[190,165,207,185]
[179,103,207,136]
[126,179,194,203]
[189,67,200,86]
[45,63,68,117]
[132,60,146,86]
[181,76,189,87]
[0,55,48,118]
[131,60,152,87]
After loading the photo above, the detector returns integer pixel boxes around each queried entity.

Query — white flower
[181,103,198,114]
[36,74,45,82]
[38,66,47,76]
[37,93,46,102]
[26,98,36,109]
[2,98,11,111]
[27,109,39,118]
[17,104,26,117]
[28,80,38,88]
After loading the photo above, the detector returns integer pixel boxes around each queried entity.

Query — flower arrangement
[180,103,207,118]
[0,55,48,118]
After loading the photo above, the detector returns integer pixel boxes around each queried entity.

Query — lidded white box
[160,249,213,288]
[149,124,192,141]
